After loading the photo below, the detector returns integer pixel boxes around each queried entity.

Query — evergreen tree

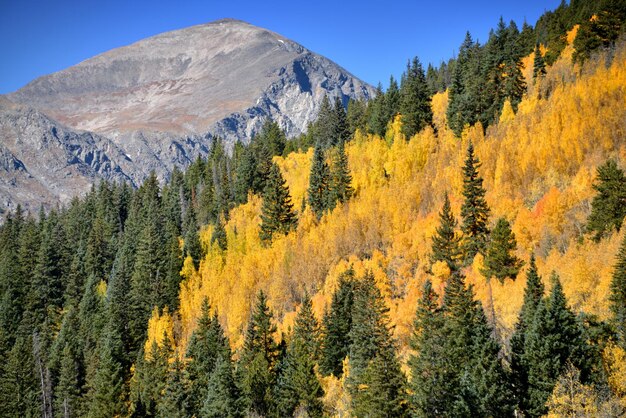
[329,139,354,207]
[234,145,257,204]
[239,290,280,416]
[532,44,547,80]
[211,216,228,251]
[156,356,188,418]
[510,255,545,412]
[86,326,126,418]
[609,233,626,346]
[525,273,587,417]
[368,83,388,137]
[384,76,401,125]
[399,57,433,139]
[481,217,524,282]
[460,141,491,264]
[54,344,82,418]
[346,98,368,134]
[315,95,336,149]
[259,119,287,157]
[430,192,462,272]
[348,272,407,416]
[186,299,230,416]
[333,96,350,146]
[259,162,298,242]
[320,268,355,377]
[201,353,242,418]
[183,205,203,269]
[0,319,40,418]
[276,293,324,417]
[408,279,449,416]
[307,142,332,219]
[586,159,626,241]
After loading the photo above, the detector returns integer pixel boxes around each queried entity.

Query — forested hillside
[1,0,626,417]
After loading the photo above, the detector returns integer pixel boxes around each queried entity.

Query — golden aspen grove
[2,1,626,417]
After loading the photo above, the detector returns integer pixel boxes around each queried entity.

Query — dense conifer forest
[1,0,626,416]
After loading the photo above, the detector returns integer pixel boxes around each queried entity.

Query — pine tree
[315,95,336,149]
[329,139,354,207]
[399,57,433,139]
[333,96,350,146]
[532,44,547,80]
[259,163,297,242]
[430,192,462,272]
[239,290,280,416]
[384,76,401,124]
[320,268,355,377]
[609,233,626,346]
[460,141,491,264]
[510,255,545,412]
[307,142,332,219]
[183,205,203,269]
[201,353,242,418]
[211,216,228,251]
[276,293,324,417]
[408,279,450,416]
[586,159,626,241]
[481,217,524,282]
[348,272,407,416]
[525,273,587,417]
[368,83,388,137]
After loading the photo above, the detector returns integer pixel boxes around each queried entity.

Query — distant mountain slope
[1,18,374,215]
[8,18,373,141]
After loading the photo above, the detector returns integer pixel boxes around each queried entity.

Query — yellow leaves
[431,90,449,133]
[431,260,450,280]
[145,306,175,356]
[499,99,515,123]
[96,280,107,297]
[604,343,626,409]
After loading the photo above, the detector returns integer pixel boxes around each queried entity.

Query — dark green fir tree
[481,217,524,282]
[259,163,297,242]
[609,233,626,346]
[399,57,433,139]
[460,141,491,264]
[307,142,332,219]
[586,159,626,241]
[430,192,462,273]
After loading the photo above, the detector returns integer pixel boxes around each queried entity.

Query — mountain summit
[1,19,374,215]
[9,19,373,140]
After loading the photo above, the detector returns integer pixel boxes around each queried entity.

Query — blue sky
[0,0,562,94]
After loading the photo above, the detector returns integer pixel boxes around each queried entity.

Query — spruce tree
[315,95,336,149]
[86,326,126,418]
[409,279,449,416]
[333,96,350,146]
[156,356,188,418]
[329,139,354,206]
[276,293,324,417]
[586,159,626,241]
[259,163,297,242]
[307,142,332,219]
[609,233,626,346]
[348,272,407,416]
[183,205,203,269]
[460,141,491,264]
[525,273,586,417]
[481,217,524,282]
[201,354,242,418]
[368,83,388,137]
[239,290,280,416]
[384,76,401,125]
[186,299,230,416]
[430,192,462,272]
[532,44,547,80]
[320,268,355,377]
[399,57,433,139]
[211,216,228,251]
[510,254,545,412]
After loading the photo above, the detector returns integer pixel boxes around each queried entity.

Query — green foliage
[481,217,524,282]
[586,159,626,241]
[610,234,626,346]
[430,192,462,272]
[348,271,407,416]
[460,142,491,264]
[329,139,354,206]
[399,57,433,139]
[276,293,324,417]
[408,279,449,417]
[259,163,297,242]
[320,268,355,377]
[201,354,242,418]
[510,255,545,412]
[186,298,230,416]
[239,290,280,416]
[573,0,626,65]
[307,142,332,219]
[524,273,589,417]
[157,357,188,418]
[533,44,547,80]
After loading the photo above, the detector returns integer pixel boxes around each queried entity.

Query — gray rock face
[1,18,374,216]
